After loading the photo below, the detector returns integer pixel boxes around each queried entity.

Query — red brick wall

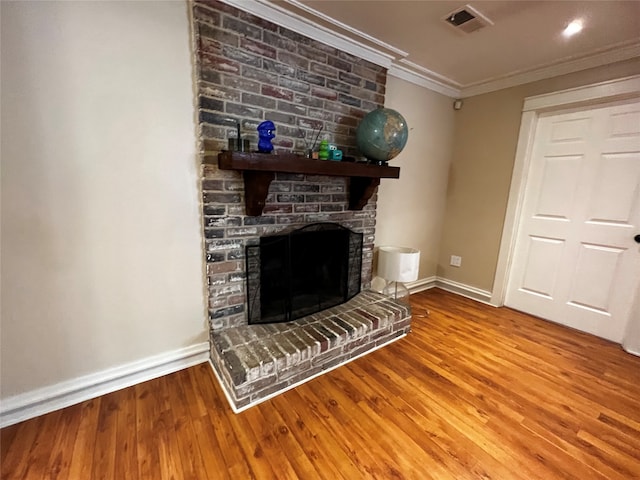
[192,0,387,330]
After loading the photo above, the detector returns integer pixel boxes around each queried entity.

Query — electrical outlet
[450,255,462,267]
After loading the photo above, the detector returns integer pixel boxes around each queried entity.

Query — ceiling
[236,0,640,97]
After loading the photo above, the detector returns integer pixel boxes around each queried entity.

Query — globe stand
[367,158,389,166]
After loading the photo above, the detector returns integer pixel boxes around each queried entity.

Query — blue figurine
[257,120,276,153]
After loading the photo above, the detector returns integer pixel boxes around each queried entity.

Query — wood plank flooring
[2,288,640,479]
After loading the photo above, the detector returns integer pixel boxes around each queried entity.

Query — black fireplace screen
[246,223,363,324]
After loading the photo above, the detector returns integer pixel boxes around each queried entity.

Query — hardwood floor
[2,288,640,479]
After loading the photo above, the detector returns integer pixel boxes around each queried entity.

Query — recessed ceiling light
[563,19,583,37]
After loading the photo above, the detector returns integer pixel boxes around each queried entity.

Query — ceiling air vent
[443,4,493,34]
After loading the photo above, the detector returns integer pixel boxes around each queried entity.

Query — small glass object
[318,139,329,160]
[257,120,276,153]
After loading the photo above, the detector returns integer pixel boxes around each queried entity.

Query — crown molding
[218,0,461,97]
[522,74,640,112]
[216,0,640,100]
[388,63,461,98]
[460,41,640,98]
[281,0,408,58]
[219,0,394,69]
[398,58,462,88]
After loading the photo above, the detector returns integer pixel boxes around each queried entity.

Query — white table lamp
[377,246,420,303]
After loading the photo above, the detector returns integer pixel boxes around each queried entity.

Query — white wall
[376,75,455,282]
[0,0,206,409]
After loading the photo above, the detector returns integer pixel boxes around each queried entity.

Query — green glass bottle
[318,139,329,160]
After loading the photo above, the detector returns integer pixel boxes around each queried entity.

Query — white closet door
[506,99,640,342]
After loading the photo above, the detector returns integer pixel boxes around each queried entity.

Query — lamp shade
[377,246,420,283]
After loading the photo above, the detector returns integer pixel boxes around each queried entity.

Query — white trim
[490,110,538,307]
[623,346,640,357]
[219,0,394,69]
[406,275,437,294]
[491,75,640,308]
[211,333,407,414]
[281,0,408,59]
[398,58,462,88]
[377,275,491,303]
[0,342,210,428]
[435,278,494,305]
[523,75,640,112]
[388,64,461,99]
[460,41,640,98]
[214,1,640,99]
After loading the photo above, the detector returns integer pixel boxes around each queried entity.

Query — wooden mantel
[213,151,400,216]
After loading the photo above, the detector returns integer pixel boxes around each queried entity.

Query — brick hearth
[210,291,411,411]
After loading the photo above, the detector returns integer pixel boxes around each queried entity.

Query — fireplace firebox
[246,223,363,324]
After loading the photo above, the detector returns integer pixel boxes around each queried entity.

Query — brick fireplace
[191,0,411,410]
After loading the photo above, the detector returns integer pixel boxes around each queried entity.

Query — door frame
[490,74,640,306]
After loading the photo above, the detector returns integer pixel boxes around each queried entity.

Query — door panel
[568,243,623,312]
[520,235,564,299]
[588,152,640,223]
[535,155,582,218]
[506,99,640,342]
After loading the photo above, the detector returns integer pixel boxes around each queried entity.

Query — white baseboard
[0,342,210,428]
[405,275,494,306]
[433,278,494,305]
[407,276,437,294]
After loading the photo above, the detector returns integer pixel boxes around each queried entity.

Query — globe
[356,108,408,165]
